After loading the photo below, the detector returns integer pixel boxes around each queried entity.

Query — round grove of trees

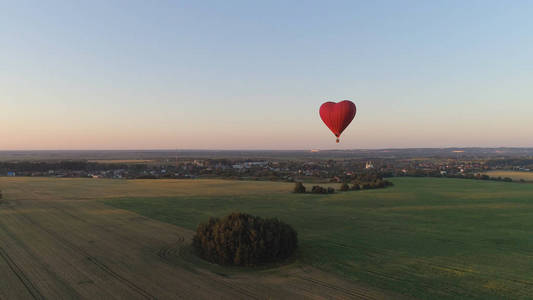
[193,212,298,266]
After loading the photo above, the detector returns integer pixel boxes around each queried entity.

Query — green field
[105,178,533,299]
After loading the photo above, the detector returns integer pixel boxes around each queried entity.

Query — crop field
[2,177,533,299]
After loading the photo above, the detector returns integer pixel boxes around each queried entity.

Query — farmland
[484,170,533,182]
[0,178,400,299]
[2,177,533,299]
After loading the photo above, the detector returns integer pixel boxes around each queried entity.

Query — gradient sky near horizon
[1,1,532,150]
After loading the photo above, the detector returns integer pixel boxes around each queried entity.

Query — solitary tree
[293,182,306,193]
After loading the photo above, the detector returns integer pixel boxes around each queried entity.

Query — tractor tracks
[0,247,44,300]
[156,241,261,300]
[156,236,185,262]
[9,205,157,300]
[295,274,379,300]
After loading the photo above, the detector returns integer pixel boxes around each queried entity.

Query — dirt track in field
[0,178,405,299]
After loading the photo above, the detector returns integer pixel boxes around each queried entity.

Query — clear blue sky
[1,0,532,150]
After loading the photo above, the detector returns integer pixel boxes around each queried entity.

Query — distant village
[1,156,532,182]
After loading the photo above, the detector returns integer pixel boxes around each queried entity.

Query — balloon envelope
[319,100,357,142]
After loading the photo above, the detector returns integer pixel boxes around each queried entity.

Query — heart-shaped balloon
[319,100,357,143]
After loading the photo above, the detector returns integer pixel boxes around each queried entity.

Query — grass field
[484,170,533,182]
[2,177,533,299]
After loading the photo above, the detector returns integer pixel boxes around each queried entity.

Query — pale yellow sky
[2,1,533,150]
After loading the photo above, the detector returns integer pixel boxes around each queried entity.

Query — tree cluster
[193,212,298,266]
[293,182,334,194]
[347,179,393,191]
[311,185,335,194]
[482,175,513,182]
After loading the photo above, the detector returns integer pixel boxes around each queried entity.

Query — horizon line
[2,146,533,152]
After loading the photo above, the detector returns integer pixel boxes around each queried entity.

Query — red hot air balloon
[319,100,357,143]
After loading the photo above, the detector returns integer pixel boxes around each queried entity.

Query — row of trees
[0,161,130,172]
[293,182,335,194]
[311,185,335,194]
[340,179,394,191]
[477,175,513,182]
[402,172,518,182]
[486,159,533,169]
[294,178,393,194]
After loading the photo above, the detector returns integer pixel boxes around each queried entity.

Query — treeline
[294,178,393,194]
[486,159,533,168]
[400,172,519,182]
[0,161,130,173]
[293,182,334,194]
[342,172,394,191]
[310,185,335,194]
[340,178,394,191]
